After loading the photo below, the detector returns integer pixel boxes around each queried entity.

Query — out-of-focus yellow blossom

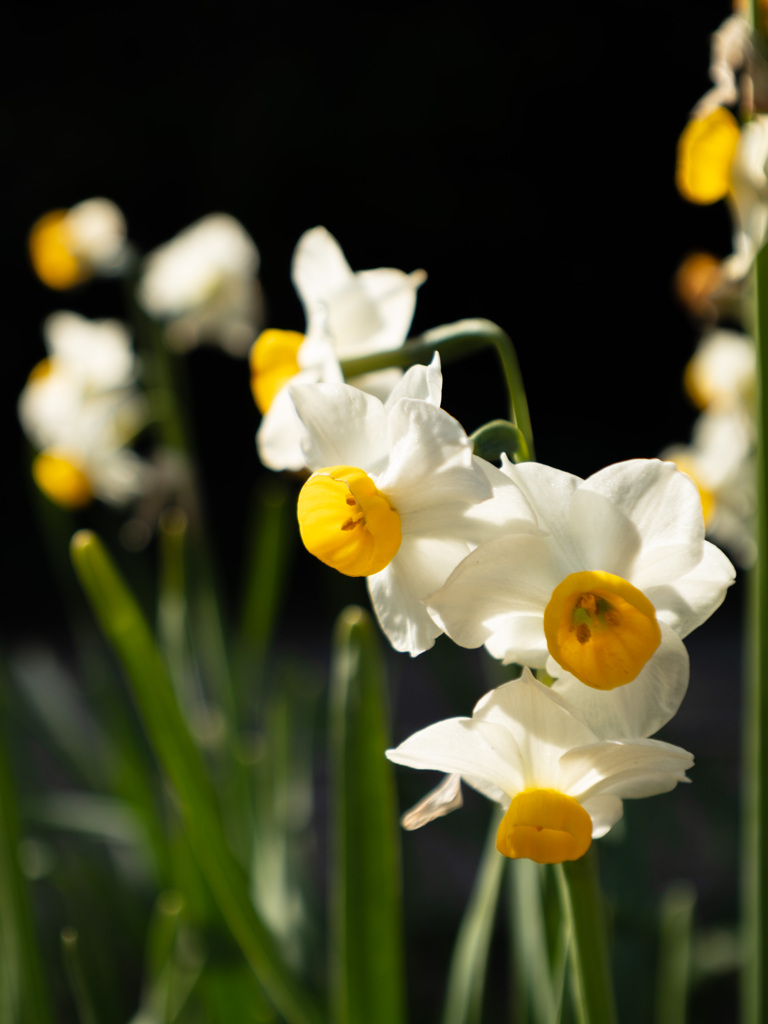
[137,214,261,357]
[387,670,694,864]
[674,252,725,320]
[28,198,127,290]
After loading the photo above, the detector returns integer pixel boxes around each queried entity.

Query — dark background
[3,2,745,1020]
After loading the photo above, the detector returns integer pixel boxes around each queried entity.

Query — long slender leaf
[70,530,324,1024]
[655,882,695,1024]
[329,606,406,1024]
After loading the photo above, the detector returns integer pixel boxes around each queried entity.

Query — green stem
[554,848,617,1024]
[742,233,768,1024]
[339,318,535,460]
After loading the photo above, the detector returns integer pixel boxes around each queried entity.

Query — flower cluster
[251,242,736,862]
[671,17,761,567]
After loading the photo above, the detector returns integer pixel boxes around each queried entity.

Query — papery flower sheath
[427,459,735,739]
[254,226,426,472]
[290,355,538,655]
[138,214,261,356]
[28,198,127,290]
[387,670,694,864]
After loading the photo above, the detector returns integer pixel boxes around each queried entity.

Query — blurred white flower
[254,226,426,471]
[19,312,150,509]
[663,408,756,568]
[427,459,735,740]
[291,355,538,655]
[387,670,694,864]
[684,327,755,411]
[28,198,127,290]
[138,214,261,356]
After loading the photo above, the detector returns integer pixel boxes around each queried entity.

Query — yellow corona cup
[496,789,592,864]
[544,570,661,690]
[297,465,402,576]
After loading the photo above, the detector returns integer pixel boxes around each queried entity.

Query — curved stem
[339,318,535,461]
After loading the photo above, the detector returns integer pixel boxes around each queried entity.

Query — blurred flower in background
[28,197,128,290]
[137,213,262,356]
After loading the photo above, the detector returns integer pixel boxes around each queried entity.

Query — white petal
[559,738,694,801]
[383,353,442,409]
[291,227,353,325]
[646,540,735,638]
[368,535,476,655]
[376,398,489,510]
[472,673,598,788]
[289,380,390,472]
[550,622,690,739]
[580,460,705,586]
[498,459,582,549]
[386,716,525,798]
[334,267,421,356]
[426,533,559,652]
[256,387,309,472]
[580,794,624,838]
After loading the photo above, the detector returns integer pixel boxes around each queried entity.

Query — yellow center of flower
[543,571,661,691]
[32,452,93,509]
[496,789,592,864]
[675,106,740,205]
[297,465,402,577]
[28,210,89,290]
[249,329,305,413]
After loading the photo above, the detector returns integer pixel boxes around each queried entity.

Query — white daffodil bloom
[28,198,127,290]
[138,214,261,357]
[684,327,755,411]
[664,408,756,568]
[18,312,149,509]
[290,355,539,656]
[387,670,694,864]
[427,459,736,740]
[254,226,426,472]
[691,15,752,120]
[676,106,768,281]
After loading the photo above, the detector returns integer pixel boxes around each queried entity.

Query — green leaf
[70,530,324,1024]
[0,663,54,1024]
[328,606,406,1024]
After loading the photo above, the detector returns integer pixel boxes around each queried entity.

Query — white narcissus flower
[138,214,261,357]
[290,355,539,656]
[18,312,150,510]
[387,670,694,864]
[253,226,426,472]
[28,198,128,290]
[427,459,736,740]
